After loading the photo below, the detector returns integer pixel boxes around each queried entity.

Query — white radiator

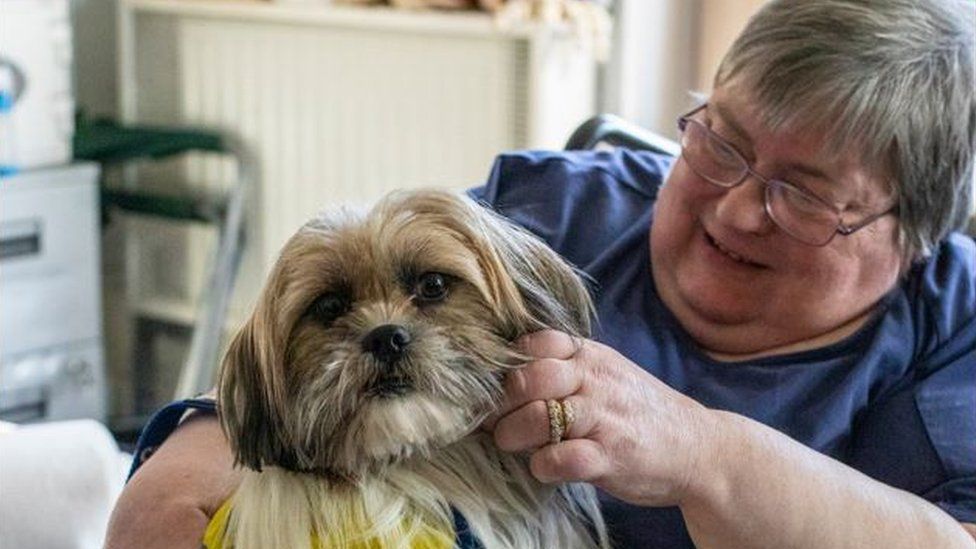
[117,0,597,333]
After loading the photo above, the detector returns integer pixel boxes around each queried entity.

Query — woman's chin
[669,272,761,325]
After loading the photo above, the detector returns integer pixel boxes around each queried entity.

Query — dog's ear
[472,205,596,339]
[388,190,595,339]
[217,277,294,472]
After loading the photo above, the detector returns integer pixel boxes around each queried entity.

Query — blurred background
[0,1,763,546]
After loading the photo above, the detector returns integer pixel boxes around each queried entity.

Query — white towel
[0,420,130,549]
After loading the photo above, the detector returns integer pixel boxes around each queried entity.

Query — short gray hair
[715,0,975,260]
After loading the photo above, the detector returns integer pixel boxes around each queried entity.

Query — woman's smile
[701,229,767,269]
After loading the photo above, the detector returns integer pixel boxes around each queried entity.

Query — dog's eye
[414,272,449,302]
[307,292,350,324]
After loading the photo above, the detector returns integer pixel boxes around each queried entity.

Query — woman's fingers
[493,395,595,452]
[483,357,581,430]
[483,330,587,431]
[516,329,581,360]
[529,438,610,483]
[485,336,717,507]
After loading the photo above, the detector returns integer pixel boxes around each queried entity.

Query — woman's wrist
[674,408,738,510]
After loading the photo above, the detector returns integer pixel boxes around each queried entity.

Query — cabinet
[0,164,106,422]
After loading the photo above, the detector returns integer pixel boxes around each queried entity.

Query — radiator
[116,0,597,357]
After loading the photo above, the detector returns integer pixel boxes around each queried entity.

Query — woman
[106,0,975,547]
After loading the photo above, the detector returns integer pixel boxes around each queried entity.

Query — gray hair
[714,0,975,260]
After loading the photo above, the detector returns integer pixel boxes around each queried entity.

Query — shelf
[120,0,568,38]
[131,295,198,326]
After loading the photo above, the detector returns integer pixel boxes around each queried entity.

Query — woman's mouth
[705,232,765,268]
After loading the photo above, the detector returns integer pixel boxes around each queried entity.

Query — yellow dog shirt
[202,499,457,549]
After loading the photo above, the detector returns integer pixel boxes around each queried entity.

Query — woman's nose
[712,175,773,235]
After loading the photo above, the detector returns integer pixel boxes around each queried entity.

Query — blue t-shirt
[469,149,976,548]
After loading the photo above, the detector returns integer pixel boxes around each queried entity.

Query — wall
[600,0,761,139]
[601,0,699,140]
[696,0,764,92]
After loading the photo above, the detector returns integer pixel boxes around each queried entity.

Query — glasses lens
[766,180,839,245]
[680,120,745,188]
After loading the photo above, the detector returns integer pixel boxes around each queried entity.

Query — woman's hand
[486,329,719,507]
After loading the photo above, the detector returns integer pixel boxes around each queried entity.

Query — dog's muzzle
[363,324,414,397]
[362,324,412,363]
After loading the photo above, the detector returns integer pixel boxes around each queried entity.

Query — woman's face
[650,84,903,358]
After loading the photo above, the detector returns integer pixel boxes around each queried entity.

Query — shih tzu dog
[211,190,608,549]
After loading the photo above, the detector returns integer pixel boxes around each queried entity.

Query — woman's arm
[680,411,975,549]
[492,330,975,549]
[104,413,242,549]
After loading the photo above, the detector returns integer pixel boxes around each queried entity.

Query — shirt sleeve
[913,314,976,523]
[467,149,671,268]
[848,234,976,523]
[127,397,217,481]
[915,234,976,522]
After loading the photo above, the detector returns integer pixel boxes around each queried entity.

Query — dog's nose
[362,324,411,363]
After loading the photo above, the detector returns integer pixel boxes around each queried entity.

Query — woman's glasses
[677,104,895,246]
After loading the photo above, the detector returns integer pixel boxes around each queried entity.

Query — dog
[209,190,609,549]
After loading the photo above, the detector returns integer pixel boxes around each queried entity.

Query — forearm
[680,411,974,549]
[105,413,241,548]
[105,488,213,549]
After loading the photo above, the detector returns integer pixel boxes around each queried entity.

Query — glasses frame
[676,104,895,246]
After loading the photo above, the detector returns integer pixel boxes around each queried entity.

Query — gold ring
[561,398,576,435]
[546,399,565,444]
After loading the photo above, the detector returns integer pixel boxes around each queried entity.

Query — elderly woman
[106,0,975,547]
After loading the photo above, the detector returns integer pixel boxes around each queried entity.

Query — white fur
[345,394,474,466]
[222,434,607,549]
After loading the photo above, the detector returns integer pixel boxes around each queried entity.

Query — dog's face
[219,190,592,479]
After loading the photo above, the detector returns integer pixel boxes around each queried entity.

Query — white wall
[600,0,765,139]
[601,0,700,140]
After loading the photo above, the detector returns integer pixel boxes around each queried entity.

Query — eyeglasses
[676,104,896,246]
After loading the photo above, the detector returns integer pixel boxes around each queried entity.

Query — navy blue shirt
[470,149,976,548]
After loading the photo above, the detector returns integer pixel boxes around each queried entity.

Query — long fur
[216,190,608,549]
